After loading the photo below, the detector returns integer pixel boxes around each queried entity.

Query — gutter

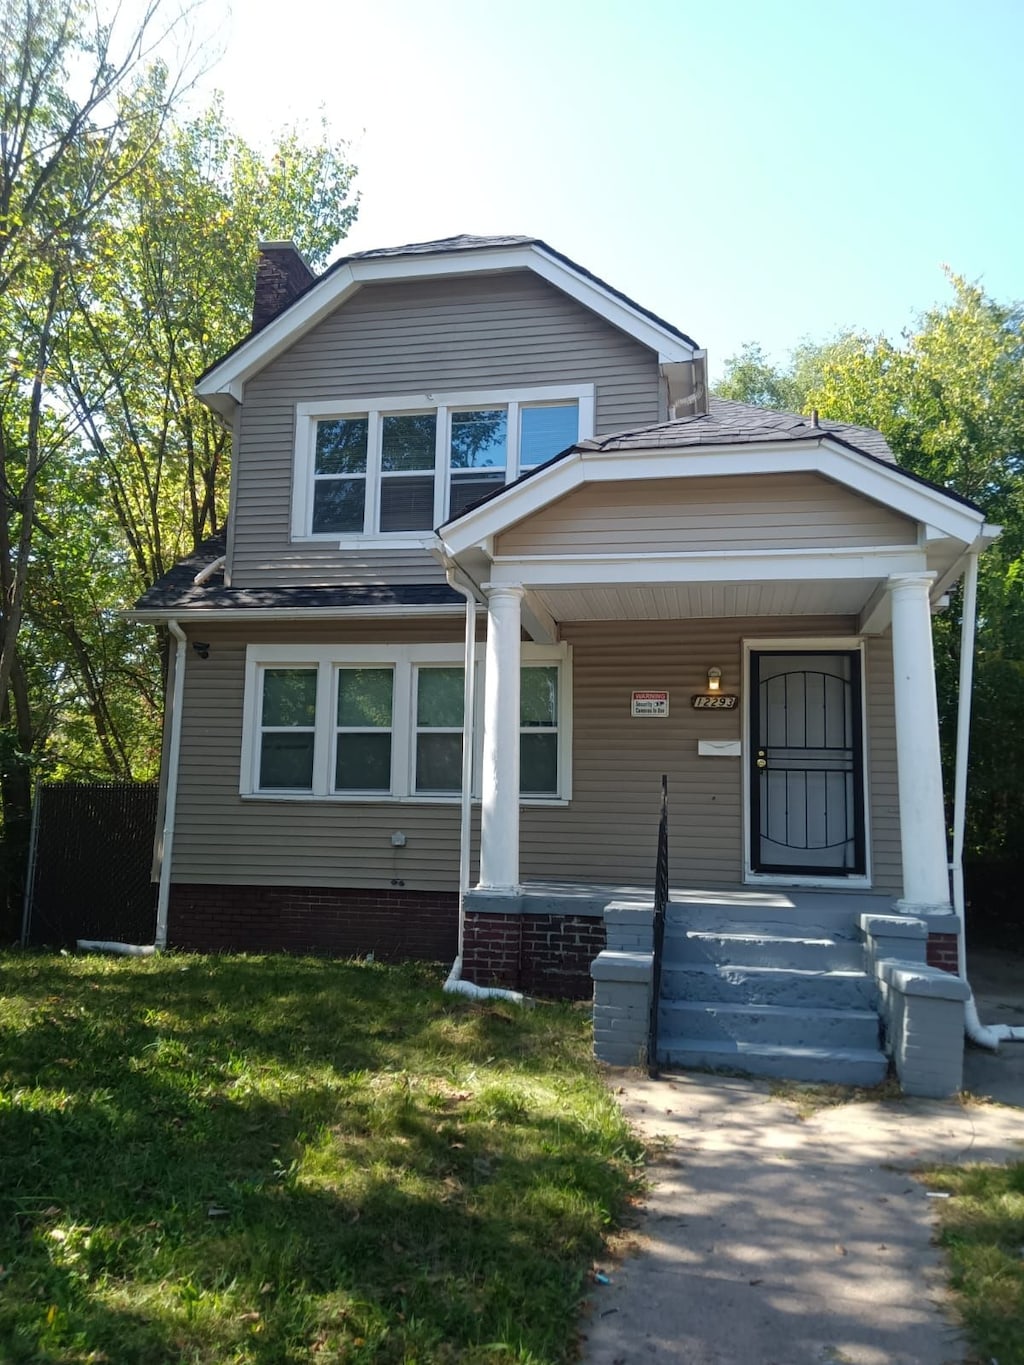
[433,544,525,1005]
[952,553,1024,1047]
[154,619,187,950]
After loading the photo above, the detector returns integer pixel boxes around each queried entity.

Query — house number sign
[691,694,739,710]
[631,690,669,717]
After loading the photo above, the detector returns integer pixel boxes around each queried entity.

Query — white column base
[895,899,955,918]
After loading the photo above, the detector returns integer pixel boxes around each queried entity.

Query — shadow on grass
[0,952,635,1364]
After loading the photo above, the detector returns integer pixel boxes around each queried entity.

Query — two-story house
[133,234,996,1085]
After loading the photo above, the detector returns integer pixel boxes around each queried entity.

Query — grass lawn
[921,1161,1024,1365]
[0,951,643,1364]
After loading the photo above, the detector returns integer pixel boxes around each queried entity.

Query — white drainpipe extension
[436,546,525,1005]
[193,554,226,586]
[952,553,1023,1047]
[154,618,187,951]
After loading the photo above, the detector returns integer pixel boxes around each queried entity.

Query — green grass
[920,1162,1024,1365]
[0,951,643,1364]
[768,1075,902,1119]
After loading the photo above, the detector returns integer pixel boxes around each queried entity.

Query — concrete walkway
[581,1073,1023,1365]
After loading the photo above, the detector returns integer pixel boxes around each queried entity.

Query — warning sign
[631,690,669,718]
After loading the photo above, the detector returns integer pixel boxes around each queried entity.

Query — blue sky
[199,0,1023,378]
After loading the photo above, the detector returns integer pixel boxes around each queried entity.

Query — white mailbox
[697,739,741,757]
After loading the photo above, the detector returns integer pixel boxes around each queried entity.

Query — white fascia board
[442,437,986,556]
[487,546,928,588]
[125,604,469,624]
[582,439,987,542]
[441,451,585,554]
[196,261,359,401]
[524,246,694,362]
[196,243,694,406]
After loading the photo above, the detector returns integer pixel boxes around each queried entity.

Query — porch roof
[439,400,996,637]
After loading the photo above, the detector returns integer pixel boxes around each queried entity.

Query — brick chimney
[251,241,316,333]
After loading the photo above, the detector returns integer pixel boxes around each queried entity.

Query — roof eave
[126,603,469,624]
[195,241,697,409]
[440,434,988,556]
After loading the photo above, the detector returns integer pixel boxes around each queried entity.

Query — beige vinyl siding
[171,615,901,897]
[518,618,900,894]
[520,618,902,892]
[496,473,917,557]
[173,618,470,890]
[231,272,660,587]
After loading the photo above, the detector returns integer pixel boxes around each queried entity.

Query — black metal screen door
[750,651,865,875]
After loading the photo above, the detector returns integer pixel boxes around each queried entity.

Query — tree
[0,5,360,937]
[720,274,1024,862]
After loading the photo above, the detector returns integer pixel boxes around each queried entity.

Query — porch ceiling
[531,578,881,622]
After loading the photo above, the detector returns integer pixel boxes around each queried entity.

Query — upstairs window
[293,386,594,541]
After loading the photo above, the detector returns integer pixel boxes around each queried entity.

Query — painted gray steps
[656,1037,889,1087]
[663,929,865,971]
[660,963,878,1010]
[658,999,881,1050]
[665,910,864,942]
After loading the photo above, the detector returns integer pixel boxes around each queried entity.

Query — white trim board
[442,438,987,554]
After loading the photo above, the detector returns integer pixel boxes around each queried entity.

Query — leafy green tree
[0,4,359,937]
[730,274,1024,862]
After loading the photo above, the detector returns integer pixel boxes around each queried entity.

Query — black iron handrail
[648,773,669,1075]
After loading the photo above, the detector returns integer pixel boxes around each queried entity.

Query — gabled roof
[195,235,699,417]
[440,397,989,550]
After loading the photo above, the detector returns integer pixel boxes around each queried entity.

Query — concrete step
[656,1037,889,1087]
[660,963,878,1010]
[659,999,882,1051]
[665,906,866,942]
[663,929,865,971]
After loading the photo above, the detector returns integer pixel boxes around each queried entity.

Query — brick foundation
[462,910,606,1000]
[169,884,458,961]
[926,932,960,974]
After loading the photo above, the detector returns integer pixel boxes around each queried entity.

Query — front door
[750,650,866,876]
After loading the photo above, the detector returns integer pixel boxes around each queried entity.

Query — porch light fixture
[707,667,722,692]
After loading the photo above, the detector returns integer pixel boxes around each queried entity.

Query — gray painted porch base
[470,882,963,1091]
[656,898,891,1086]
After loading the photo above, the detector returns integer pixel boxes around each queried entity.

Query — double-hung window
[242,643,571,802]
[335,667,394,792]
[293,385,594,541]
[258,668,318,790]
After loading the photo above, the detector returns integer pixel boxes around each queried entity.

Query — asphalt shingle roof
[577,397,899,463]
[132,533,462,613]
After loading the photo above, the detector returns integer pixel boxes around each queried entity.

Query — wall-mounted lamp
[707,667,722,692]
[192,641,210,660]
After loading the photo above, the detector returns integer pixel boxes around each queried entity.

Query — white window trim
[740,636,872,889]
[291,384,596,543]
[241,641,573,804]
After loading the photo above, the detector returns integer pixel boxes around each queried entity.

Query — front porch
[461,881,957,996]
[463,880,967,1095]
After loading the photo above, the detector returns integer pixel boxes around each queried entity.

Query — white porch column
[888,573,952,913]
[478,586,523,892]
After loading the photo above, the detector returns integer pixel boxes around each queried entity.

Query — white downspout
[436,547,524,1004]
[193,554,226,587]
[952,554,1023,1047]
[154,619,187,951]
